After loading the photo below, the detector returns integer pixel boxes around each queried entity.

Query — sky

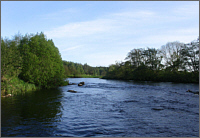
[1,1,199,67]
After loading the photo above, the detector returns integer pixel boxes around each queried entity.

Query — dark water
[1,78,199,137]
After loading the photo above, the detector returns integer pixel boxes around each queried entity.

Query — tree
[125,48,144,68]
[1,37,22,77]
[19,32,65,88]
[142,48,162,70]
[180,37,199,72]
[160,41,184,71]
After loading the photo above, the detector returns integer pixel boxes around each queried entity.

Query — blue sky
[1,1,199,67]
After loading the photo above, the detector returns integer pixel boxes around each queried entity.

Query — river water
[1,78,199,137]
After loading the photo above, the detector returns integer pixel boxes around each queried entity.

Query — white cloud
[45,18,116,38]
[44,10,158,39]
[44,6,199,66]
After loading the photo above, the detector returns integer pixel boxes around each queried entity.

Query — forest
[1,32,68,96]
[63,61,107,78]
[103,37,199,83]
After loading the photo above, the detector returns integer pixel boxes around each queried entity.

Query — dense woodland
[1,32,68,95]
[103,37,199,83]
[63,61,107,78]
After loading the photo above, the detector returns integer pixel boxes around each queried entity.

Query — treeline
[103,37,199,83]
[63,61,108,78]
[1,32,67,95]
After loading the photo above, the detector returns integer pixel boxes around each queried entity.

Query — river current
[1,78,199,137]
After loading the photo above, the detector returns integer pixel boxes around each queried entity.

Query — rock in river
[186,89,199,95]
[78,82,85,86]
[67,90,77,93]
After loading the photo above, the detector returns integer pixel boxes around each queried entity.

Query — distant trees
[103,37,199,83]
[63,61,108,77]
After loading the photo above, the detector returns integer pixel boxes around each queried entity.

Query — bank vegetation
[103,37,199,83]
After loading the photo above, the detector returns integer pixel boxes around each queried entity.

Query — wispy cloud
[45,10,157,39]
[45,4,198,66]
[45,6,198,40]
[45,18,116,38]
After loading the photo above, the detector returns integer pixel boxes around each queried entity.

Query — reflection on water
[1,88,63,137]
[1,78,199,137]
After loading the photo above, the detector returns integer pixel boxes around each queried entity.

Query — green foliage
[103,37,199,83]
[63,60,108,78]
[1,38,22,78]
[180,38,199,72]
[18,32,65,88]
[1,32,68,95]
[1,75,38,96]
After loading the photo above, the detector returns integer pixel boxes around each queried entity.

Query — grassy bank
[1,75,69,97]
[1,75,39,96]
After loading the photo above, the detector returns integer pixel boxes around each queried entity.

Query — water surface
[1,78,199,137]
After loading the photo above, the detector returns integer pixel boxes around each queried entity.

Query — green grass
[1,75,38,96]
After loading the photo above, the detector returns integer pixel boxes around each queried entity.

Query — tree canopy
[62,61,108,77]
[1,32,66,89]
[103,37,199,83]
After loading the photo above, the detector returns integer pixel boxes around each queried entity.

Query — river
[1,78,199,137]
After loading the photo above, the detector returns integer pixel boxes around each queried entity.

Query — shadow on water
[1,88,64,137]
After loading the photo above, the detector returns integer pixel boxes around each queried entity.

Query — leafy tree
[1,37,22,77]
[160,41,184,71]
[142,48,162,70]
[103,37,199,83]
[180,37,199,72]
[19,32,65,88]
[125,48,144,68]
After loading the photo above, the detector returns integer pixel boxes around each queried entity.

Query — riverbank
[1,75,69,97]
[67,74,102,78]
[102,70,199,84]
[1,75,38,97]
[101,77,199,84]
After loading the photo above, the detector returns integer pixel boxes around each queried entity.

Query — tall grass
[1,75,38,96]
